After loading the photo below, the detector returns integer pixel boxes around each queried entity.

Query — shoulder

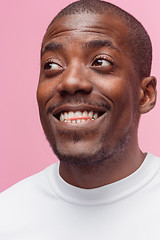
[0,163,58,206]
[0,163,59,235]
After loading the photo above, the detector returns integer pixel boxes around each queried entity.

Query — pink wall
[1,0,160,192]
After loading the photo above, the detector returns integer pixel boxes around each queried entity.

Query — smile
[59,111,99,124]
[51,104,108,125]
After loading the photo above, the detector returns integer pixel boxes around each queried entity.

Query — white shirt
[1,153,160,239]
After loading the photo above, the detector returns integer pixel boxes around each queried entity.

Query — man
[0,0,159,239]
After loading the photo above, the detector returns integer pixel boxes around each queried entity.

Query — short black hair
[47,0,152,79]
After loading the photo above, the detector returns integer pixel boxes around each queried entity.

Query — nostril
[56,80,93,95]
[59,90,70,96]
[76,89,92,94]
[59,87,92,96]
[60,89,88,96]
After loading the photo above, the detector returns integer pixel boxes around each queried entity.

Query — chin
[45,115,137,167]
[54,151,106,166]
[52,142,116,167]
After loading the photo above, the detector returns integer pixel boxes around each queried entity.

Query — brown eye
[92,58,111,67]
[44,62,62,71]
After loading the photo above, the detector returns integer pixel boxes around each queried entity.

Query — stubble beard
[45,112,139,167]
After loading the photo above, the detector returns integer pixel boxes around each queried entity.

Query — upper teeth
[59,111,98,123]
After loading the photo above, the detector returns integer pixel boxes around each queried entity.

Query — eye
[44,61,63,71]
[92,58,112,67]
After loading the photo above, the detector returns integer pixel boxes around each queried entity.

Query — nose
[56,64,93,95]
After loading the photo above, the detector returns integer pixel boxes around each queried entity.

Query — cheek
[93,75,130,104]
[93,75,136,127]
[37,80,56,106]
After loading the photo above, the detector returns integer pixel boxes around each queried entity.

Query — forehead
[42,13,130,53]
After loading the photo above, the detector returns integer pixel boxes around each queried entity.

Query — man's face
[37,12,140,165]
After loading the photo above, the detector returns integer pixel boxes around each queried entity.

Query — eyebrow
[83,39,120,53]
[41,42,63,57]
[41,39,120,57]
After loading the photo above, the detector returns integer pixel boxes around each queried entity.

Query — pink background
[1,0,160,192]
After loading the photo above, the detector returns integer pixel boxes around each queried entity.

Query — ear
[139,76,157,114]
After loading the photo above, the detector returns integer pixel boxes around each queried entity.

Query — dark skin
[37,12,157,189]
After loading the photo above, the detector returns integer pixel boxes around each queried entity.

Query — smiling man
[0,0,160,239]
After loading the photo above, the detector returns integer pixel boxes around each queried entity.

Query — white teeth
[59,111,100,123]
[64,112,68,119]
[60,113,64,122]
[83,111,88,117]
[89,111,93,118]
[93,113,98,119]
[68,111,74,118]
[75,111,82,117]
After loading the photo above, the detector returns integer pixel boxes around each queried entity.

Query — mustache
[47,95,111,113]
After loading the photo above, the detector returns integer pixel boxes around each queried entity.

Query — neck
[59,142,146,189]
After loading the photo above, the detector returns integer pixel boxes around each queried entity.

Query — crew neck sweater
[1,153,160,239]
